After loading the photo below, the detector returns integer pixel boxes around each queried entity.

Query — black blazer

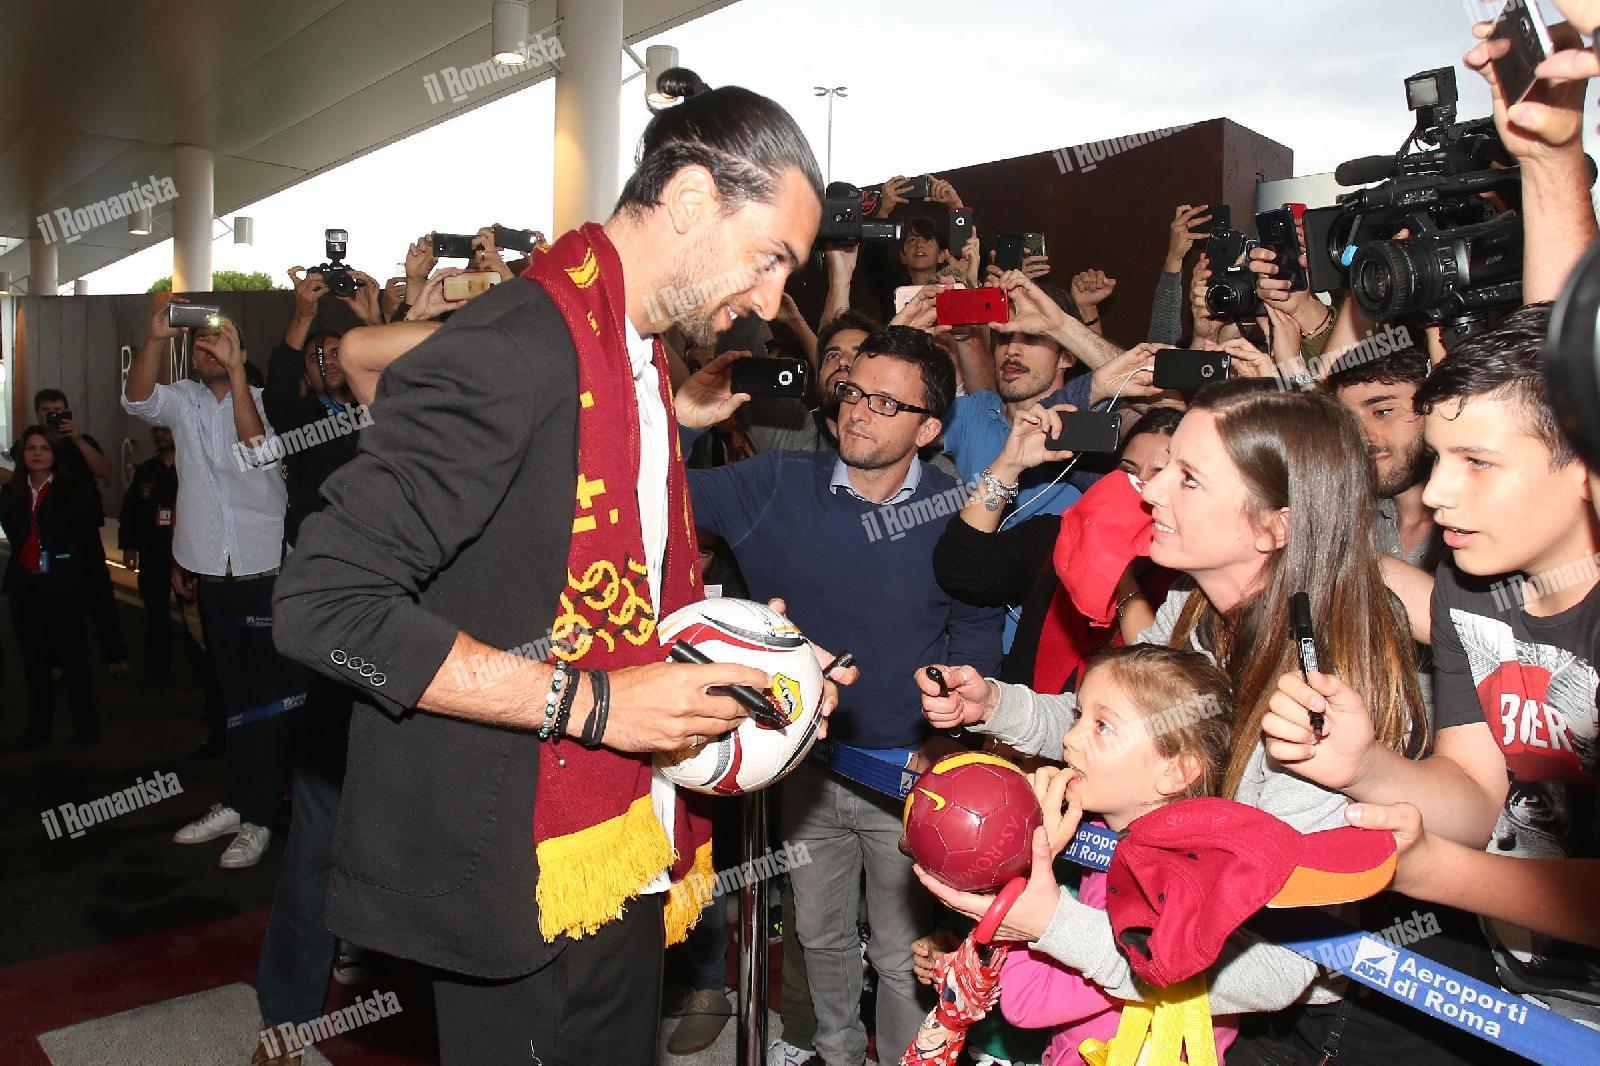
[273,279,580,978]
[0,473,99,595]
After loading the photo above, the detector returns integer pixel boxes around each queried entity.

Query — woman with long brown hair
[913,379,1426,1022]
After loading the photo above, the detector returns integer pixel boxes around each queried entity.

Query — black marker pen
[1289,593,1326,738]
[668,639,788,730]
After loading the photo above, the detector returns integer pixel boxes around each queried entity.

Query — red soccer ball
[901,753,1044,892]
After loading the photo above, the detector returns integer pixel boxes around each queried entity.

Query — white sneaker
[220,823,271,868]
[173,803,241,844]
[766,1038,814,1066]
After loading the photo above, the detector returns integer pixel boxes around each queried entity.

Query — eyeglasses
[833,379,934,417]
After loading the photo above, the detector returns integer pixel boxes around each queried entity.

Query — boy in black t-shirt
[1263,304,1600,1026]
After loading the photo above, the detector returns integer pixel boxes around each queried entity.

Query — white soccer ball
[655,597,826,795]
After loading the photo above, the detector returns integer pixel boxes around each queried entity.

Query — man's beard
[1375,433,1428,498]
[662,235,734,347]
[839,432,903,472]
[996,369,1052,404]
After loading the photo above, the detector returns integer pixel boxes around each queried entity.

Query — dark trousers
[135,550,175,677]
[257,675,354,1025]
[432,896,665,1066]
[9,571,95,738]
[198,574,303,827]
[81,536,126,663]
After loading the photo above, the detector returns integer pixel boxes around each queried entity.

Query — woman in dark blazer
[2,426,100,747]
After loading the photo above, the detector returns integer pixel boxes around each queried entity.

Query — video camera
[818,182,903,246]
[307,228,362,299]
[1303,67,1522,341]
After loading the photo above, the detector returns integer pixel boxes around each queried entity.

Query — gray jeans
[780,761,934,1066]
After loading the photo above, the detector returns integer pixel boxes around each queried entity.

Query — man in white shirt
[123,295,305,870]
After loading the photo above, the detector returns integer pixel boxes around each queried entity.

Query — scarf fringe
[663,840,716,947]
[535,794,675,941]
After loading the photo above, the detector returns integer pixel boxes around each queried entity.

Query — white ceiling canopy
[0,0,733,287]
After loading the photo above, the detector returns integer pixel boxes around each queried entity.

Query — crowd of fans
[10,5,1600,1066]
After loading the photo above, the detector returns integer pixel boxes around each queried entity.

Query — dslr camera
[1303,67,1524,341]
[307,228,362,299]
[818,183,904,246]
[1204,227,1265,320]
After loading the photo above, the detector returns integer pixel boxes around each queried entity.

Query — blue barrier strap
[225,691,306,730]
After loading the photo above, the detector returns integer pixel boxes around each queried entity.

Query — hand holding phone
[1488,0,1555,105]
[730,358,809,398]
[441,271,500,302]
[168,303,223,330]
[1045,411,1123,453]
[936,286,1008,328]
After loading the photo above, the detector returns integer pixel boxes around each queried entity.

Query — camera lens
[1205,281,1243,318]
[1350,240,1425,320]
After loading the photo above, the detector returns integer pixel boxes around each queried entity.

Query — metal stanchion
[736,789,770,1066]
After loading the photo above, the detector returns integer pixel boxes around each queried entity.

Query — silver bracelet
[977,467,1020,513]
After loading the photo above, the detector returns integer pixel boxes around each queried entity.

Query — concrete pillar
[553,0,622,233]
[172,144,214,293]
[28,233,57,295]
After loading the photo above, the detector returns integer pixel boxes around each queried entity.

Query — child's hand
[1028,767,1084,856]
[909,928,962,985]
[1261,669,1378,792]
[914,827,1063,943]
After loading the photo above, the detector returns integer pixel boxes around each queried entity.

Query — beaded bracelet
[977,467,1020,513]
[549,663,582,742]
[538,661,572,740]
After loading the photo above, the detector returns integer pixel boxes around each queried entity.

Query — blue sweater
[688,450,1004,749]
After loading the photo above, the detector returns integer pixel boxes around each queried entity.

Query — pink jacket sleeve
[999,872,1120,1030]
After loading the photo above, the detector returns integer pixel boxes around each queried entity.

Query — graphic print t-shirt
[1432,560,1600,1023]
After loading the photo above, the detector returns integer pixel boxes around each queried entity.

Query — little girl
[999,644,1238,1065]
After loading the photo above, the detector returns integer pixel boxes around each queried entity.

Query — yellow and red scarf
[522,223,712,945]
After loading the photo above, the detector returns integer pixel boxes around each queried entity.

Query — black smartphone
[1207,204,1232,235]
[45,409,68,427]
[432,232,476,259]
[731,358,809,398]
[906,174,933,199]
[1205,230,1248,271]
[1489,0,1555,106]
[1046,411,1123,453]
[168,303,223,330]
[949,208,974,254]
[1255,208,1308,292]
[993,233,1027,272]
[1153,350,1231,392]
[491,225,539,253]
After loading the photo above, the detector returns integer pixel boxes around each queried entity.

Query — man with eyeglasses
[688,325,1003,1066]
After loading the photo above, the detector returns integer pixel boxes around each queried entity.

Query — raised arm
[127,293,182,405]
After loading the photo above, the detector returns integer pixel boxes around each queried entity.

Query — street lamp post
[813,85,847,185]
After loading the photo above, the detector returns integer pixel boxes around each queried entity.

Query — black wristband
[580,669,611,749]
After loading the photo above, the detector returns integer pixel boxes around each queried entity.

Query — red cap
[1104,797,1396,988]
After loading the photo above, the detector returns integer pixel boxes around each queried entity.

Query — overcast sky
[83,0,1577,295]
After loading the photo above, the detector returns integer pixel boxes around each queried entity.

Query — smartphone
[1153,349,1231,391]
[936,286,1008,327]
[949,208,974,254]
[1046,411,1123,453]
[731,358,809,398]
[433,232,476,259]
[1207,204,1232,235]
[168,303,223,330]
[492,225,540,253]
[906,174,933,200]
[45,409,68,427]
[442,271,501,301]
[993,233,1027,272]
[1254,208,1309,292]
[893,285,926,314]
[1489,0,1555,105]
[1023,232,1047,260]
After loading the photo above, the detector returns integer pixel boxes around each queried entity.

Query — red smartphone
[936,286,1009,327]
